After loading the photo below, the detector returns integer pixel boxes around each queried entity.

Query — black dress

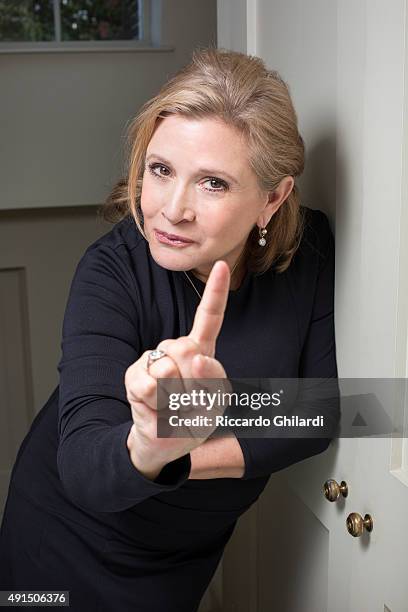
[0,206,339,611]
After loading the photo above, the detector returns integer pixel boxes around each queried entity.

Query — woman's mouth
[154,229,195,247]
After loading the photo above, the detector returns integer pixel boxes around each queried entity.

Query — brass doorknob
[323,479,348,501]
[346,513,373,537]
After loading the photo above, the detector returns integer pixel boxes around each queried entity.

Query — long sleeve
[57,243,191,513]
[236,211,340,480]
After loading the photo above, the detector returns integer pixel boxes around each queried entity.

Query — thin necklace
[183,254,244,300]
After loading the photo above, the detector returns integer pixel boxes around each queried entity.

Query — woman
[0,46,339,611]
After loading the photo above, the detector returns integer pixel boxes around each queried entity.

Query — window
[0,0,151,49]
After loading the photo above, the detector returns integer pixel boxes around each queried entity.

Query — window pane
[0,1,54,42]
[60,0,140,41]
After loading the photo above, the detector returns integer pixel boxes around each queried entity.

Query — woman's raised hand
[125,260,232,479]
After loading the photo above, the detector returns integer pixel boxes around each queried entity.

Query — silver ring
[146,349,168,373]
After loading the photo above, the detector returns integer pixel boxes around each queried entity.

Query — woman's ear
[259,176,295,226]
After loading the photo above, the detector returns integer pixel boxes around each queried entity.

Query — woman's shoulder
[66,215,150,313]
[296,205,335,269]
[73,215,149,279]
[84,215,145,256]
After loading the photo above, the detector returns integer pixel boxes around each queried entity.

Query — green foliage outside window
[0,0,140,42]
[0,1,54,42]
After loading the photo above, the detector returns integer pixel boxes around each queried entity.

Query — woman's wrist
[126,426,245,481]
[126,428,165,481]
[189,435,245,479]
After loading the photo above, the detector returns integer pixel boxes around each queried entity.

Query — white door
[218,1,408,611]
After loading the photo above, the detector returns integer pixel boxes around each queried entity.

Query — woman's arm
[235,211,340,480]
[189,435,245,479]
[57,244,191,513]
[187,210,340,481]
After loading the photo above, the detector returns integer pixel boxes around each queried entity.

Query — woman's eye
[202,178,228,193]
[147,163,169,178]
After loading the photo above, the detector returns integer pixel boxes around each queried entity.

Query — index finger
[188,260,230,357]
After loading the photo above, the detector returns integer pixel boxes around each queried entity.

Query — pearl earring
[258,227,267,246]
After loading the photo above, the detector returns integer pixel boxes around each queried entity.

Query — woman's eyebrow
[145,153,240,185]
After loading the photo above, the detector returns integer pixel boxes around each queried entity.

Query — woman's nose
[161,183,195,223]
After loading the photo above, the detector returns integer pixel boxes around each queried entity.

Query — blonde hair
[101,45,306,274]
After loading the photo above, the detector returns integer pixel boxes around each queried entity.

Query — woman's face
[140,114,292,282]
